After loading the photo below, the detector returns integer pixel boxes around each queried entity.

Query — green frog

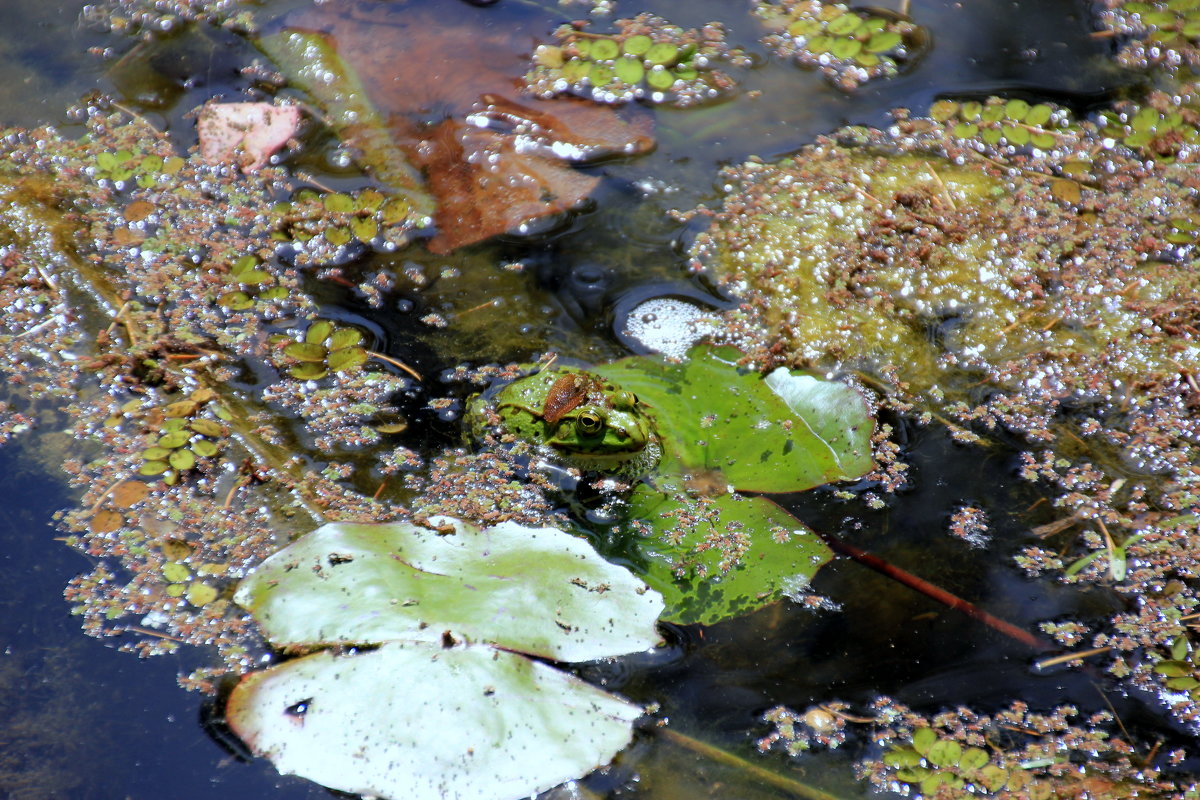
[469,366,661,479]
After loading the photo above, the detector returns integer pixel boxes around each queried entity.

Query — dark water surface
[0,0,1179,798]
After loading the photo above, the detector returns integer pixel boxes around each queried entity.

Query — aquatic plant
[1096,0,1200,70]
[524,13,748,107]
[755,0,928,90]
[928,97,1071,149]
[1097,84,1200,160]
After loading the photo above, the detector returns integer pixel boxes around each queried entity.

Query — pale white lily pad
[226,640,642,800]
[234,515,663,662]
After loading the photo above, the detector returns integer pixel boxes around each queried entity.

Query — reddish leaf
[410,118,600,254]
[275,1,653,253]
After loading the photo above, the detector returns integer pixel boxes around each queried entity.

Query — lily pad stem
[654,727,847,800]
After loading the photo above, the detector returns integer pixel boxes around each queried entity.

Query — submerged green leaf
[627,481,832,625]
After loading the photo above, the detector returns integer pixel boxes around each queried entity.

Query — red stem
[816,531,1052,652]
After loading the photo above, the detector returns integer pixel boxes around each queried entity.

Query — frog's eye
[612,391,638,411]
[577,411,605,435]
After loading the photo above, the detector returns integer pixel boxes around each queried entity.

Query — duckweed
[272,187,412,265]
[279,319,369,381]
[524,13,748,107]
[217,254,288,310]
[929,97,1068,149]
[755,0,928,90]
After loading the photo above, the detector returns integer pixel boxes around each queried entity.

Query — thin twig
[655,727,846,800]
[817,529,1051,651]
[1033,646,1112,670]
[366,350,422,381]
[923,162,956,211]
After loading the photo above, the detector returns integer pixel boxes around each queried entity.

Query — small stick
[923,162,957,211]
[366,350,422,381]
[817,530,1051,651]
[1033,646,1113,670]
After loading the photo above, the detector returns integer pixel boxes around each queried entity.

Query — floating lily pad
[226,641,642,800]
[596,345,874,493]
[234,516,664,662]
[627,479,832,624]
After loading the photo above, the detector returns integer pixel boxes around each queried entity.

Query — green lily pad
[596,345,874,493]
[626,480,832,625]
[233,516,664,662]
[226,641,642,800]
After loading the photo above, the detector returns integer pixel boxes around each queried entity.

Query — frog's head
[485,368,660,477]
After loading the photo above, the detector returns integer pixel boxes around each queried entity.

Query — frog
[468,366,661,479]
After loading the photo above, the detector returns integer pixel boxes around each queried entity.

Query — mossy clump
[755,0,928,90]
[524,13,748,107]
[684,109,1200,712]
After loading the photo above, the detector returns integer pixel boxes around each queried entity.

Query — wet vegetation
[3,0,1200,797]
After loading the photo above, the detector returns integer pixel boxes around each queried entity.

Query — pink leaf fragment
[197,102,301,171]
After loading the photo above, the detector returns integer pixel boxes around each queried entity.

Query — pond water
[1,0,1195,798]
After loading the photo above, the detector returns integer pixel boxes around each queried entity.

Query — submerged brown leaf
[277,1,653,253]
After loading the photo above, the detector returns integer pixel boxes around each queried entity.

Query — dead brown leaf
[279,1,653,253]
